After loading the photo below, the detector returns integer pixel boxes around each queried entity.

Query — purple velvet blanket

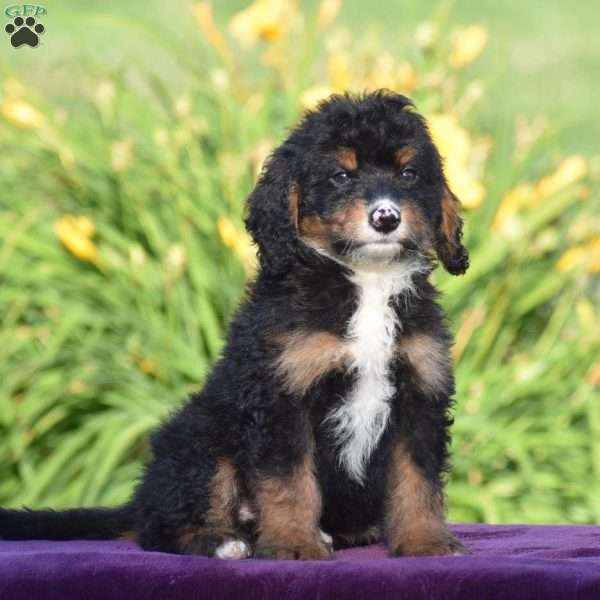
[1,524,599,599]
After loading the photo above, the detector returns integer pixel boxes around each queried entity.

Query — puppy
[0,91,469,559]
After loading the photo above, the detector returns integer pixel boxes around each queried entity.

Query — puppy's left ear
[435,185,469,275]
[244,149,299,276]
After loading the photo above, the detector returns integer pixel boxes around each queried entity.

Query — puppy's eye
[400,168,418,184]
[330,171,350,185]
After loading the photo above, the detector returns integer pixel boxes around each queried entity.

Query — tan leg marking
[255,455,330,560]
[175,458,241,553]
[397,333,451,396]
[386,446,464,556]
[206,459,240,529]
[274,330,349,396]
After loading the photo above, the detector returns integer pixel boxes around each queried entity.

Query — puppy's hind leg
[137,457,250,559]
[178,458,252,559]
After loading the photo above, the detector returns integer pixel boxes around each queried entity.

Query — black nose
[369,203,401,233]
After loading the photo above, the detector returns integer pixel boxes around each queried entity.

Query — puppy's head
[245,91,469,276]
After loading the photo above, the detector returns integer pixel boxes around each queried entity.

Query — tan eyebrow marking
[395,146,417,167]
[335,147,358,171]
[385,445,449,555]
[255,454,329,559]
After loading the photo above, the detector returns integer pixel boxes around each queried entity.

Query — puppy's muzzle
[369,201,401,234]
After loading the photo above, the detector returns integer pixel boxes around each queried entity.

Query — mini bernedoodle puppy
[0,91,470,560]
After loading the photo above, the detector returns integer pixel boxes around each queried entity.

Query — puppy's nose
[369,202,401,233]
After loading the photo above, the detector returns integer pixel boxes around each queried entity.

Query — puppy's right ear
[434,185,469,275]
[244,149,299,277]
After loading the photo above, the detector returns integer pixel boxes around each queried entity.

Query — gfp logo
[4,4,46,47]
[5,4,46,17]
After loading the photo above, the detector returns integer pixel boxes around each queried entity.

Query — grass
[0,0,598,524]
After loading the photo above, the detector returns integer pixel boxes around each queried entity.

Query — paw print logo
[5,16,45,48]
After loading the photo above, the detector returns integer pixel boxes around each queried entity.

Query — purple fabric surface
[1,524,599,599]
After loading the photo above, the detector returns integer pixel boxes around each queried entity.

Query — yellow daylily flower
[317,0,342,30]
[428,113,485,209]
[556,237,600,273]
[328,52,352,90]
[414,21,438,50]
[210,68,229,91]
[300,85,334,110]
[229,0,296,48]
[587,361,600,387]
[495,156,589,236]
[137,357,160,378]
[428,113,470,168]
[193,2,231,61]
[492,183,535,235]
[129,245,147,268]
[324,27,352,54]
[248,139,273,178]
[448,24,488,69]
[74,216,95,238]
[444,163,485,209]
[235,242,258,275]
[534,155,587,198]
[365,52,397,90]
[165,244,187,276]
[568,215,600,243]
[218,216,242,248]
[396,62,417,93]
[1,99,46,129]
[54,215,98,263]
[218,216,256,274]
[94,80,115,115]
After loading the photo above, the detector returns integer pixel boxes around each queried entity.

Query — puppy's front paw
[392,531,467,557]
[255,539,332,560]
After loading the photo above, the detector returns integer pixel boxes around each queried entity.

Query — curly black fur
[0,91,469,559]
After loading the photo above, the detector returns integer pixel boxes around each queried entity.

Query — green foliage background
[0,0,599,524]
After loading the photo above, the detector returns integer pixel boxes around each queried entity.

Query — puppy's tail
[0,505,135,541]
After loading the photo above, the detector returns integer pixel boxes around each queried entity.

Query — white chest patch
[326,260,425,484]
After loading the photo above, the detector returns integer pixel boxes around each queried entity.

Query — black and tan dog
[0,91,469,560]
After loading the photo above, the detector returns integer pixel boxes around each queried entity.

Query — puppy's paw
[319,529,334,552]
[392,531,468,557]
[255,539,332,560]
[176,529,251,559]
[215,539,251,560]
